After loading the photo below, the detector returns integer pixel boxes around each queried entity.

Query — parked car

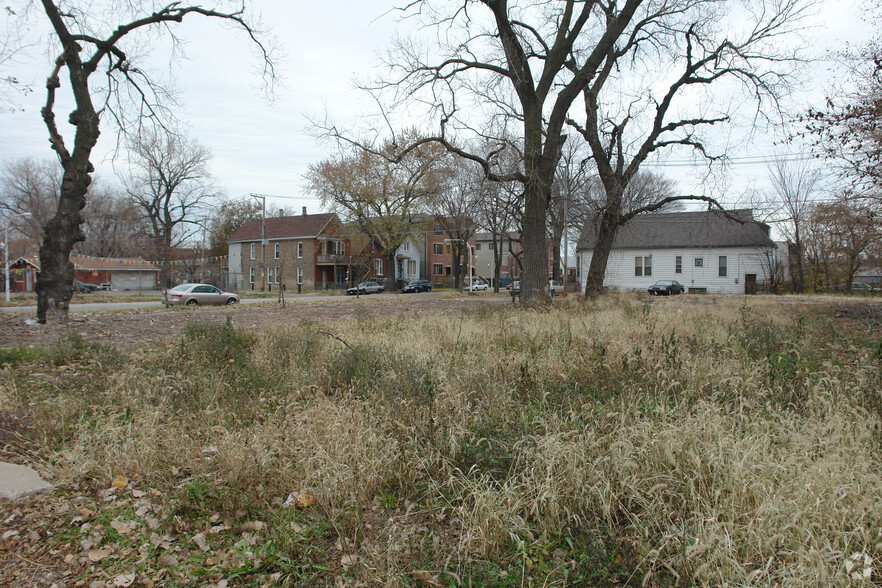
[465,279,488,291]
[549,280,563,295]
[835,282,877,294]
[402,280,433,293]
[346,281,384,295]
[161,283,239,306]
[75,280,100,293]
[648,280,685,295]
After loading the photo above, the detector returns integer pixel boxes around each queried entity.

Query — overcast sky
[0,0,875,218]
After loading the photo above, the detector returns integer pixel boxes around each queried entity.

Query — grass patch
[2,294,881,586]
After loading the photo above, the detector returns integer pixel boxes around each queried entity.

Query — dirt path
[0,294,512,348]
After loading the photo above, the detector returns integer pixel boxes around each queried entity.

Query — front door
[744,274,757,295]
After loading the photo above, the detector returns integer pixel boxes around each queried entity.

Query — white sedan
[161,283,239,306]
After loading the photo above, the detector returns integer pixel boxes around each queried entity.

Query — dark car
[402,280,433,293]
[346,281,384,295]
[75,280,100,293]
[648,280,685,295]
[835,282,877,294]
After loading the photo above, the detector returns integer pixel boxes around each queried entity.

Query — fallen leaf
[88,548,112,562]
[192,532,210,552]
[412,571,441,586]
[111,475,128,489]
[131,490,146,498]
[158,553,179,567]
[113,572,135,587]
[341,554,358,567]
[233,521,266,534]
[110,520,133,535]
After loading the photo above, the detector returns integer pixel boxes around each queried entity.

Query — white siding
[577,246,777,294]
[394,238,423,281]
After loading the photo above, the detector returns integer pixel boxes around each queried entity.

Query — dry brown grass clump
[1,294,881,586]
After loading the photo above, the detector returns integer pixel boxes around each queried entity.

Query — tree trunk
[583,203,622,298]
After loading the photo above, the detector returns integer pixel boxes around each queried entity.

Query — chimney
[302,206,307,216]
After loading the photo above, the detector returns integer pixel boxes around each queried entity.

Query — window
[488,242,495,250]
[274,243,280,259]
[675,256,682,274]
[635,256,642,277]
[475,243,482,251]
[433,263,443,275]
[274,266,280,283]
[635,256,652,277]
[445,244,451,254]
[250,243,256,260]
[297,242,303,259]
[434,227,442,235]
[249,267,255,284]
[445,266,451,275]
[718,255,727,277]
[644,256,651,277]
[374,258,383,276]
[407,259,416,275]
[402,241,409,251]
[296,267,303,285]
[694,257,704,268]
[433,243,443,255]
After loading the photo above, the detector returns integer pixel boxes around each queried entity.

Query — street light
[4,212,32,303]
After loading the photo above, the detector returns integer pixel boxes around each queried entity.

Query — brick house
[228,211,351,291]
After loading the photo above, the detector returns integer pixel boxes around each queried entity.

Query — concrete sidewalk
[0,462,52,500]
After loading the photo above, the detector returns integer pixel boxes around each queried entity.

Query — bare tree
[1,158,62,240]
[766,157,821,293]
[78,185,146,258]
[433,158,482,289]
[27,0,274,323]
[808,199,880,290]
[125,128,219,259]
[306,131,452,286]
[337,0,811,302]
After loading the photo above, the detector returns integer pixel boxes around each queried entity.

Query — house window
[475,243,481,251]
[297,242,303,259]
[719,255,727,277]
[433,263,443,275]
[434,227,442,235]
[433,243,443,255]
[274,243,280,259]
[402,241,409,251]
[407,259,416,275]
[635,256,642,277]
[488,242,495,250]
[249,267,255,284]
[250,243,256,260]
[644,256,651,277]
[445,244,451,254]
[635,256,652,277]
[694,257,704,268]
[374,259,383,276]
[445,266,451,275]
[675,256,682,274]
[274,266,280,283]
[296,267,303,285]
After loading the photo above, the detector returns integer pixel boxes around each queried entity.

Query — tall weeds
[2,295,880,586]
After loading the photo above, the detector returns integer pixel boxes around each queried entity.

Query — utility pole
[252,194,267,291]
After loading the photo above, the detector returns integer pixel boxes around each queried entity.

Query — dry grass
[1,294,881,586]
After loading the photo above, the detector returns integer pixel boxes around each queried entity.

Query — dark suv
[402,279,433,293]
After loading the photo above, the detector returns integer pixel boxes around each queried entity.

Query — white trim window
[297,242,303,259]
[675,255,682,274]
[296,267,303,285]
[694,257,704,268]
[250,243,256,260]
[635,256,652,277]
[274,243,280,259]
[407,259,416,275]
[374,258,383,276]
[275,266,280,283]
[249,267,255,284]
[718,255,727,277]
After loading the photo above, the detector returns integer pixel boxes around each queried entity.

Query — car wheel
[225,297,237,305]
[186,299,198,306]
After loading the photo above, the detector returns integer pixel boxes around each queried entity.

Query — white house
[394,237,424,283]
[575,209,786,294]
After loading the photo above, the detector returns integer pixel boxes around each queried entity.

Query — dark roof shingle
[577,209,774,250]
[228,213,337,243]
